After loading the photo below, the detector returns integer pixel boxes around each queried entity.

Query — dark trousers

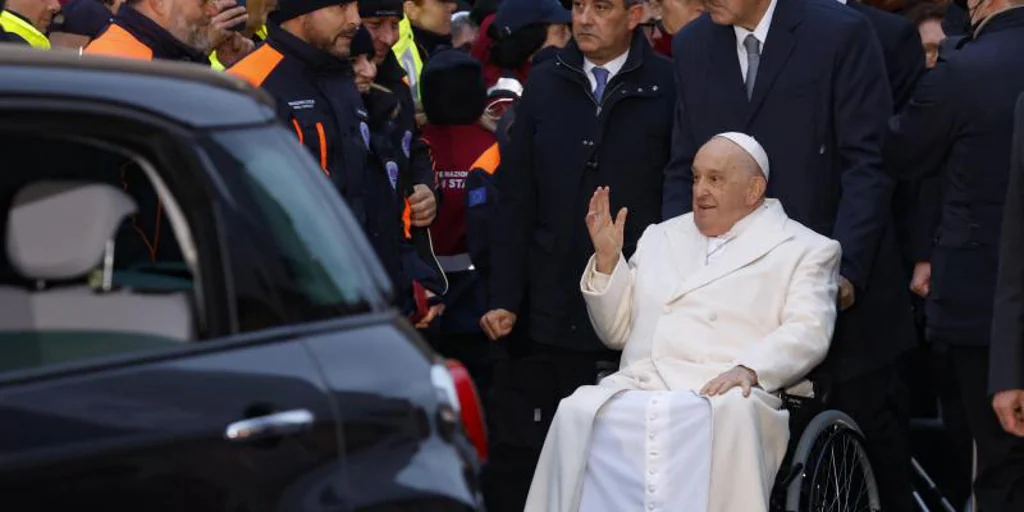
[482,341,618,512]
[830,364,915,512]
[947,345,1024,512]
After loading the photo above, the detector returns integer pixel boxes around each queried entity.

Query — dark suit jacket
[491,31,675,351]
[664,0,915,381]
[849,1,924,112]
[848,1,931,271]
[991,94,1024,393]
[885,8,1024,346]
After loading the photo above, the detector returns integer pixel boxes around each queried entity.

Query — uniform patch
[288,99,315,110]
[359,122,370,150]
[401,130,412,159]
[386,161,400,190]
[468,187,487,207]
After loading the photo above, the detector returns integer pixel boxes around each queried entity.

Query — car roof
[0,46,279,129]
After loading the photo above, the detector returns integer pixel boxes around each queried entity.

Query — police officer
[885,0,1024,509]
[1,0,60,48]
[361,0,440,232]
[0,0,26,43]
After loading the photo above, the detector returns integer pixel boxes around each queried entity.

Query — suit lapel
[745,0,803,125]
[666,201,794,303]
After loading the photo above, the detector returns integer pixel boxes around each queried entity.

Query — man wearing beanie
[418,48,499,402]
[362,0,440,232]
[231,1,445,321]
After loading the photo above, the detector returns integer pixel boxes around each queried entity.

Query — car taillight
[430,360,488,463]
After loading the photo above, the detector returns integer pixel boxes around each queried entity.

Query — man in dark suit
[886,2,1024,509]
[663,0,917,508]
[990,92,1024,502]
[846,0,924,112]
[481,0,676,507]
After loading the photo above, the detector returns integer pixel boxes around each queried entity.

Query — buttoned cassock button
[709,312,718,321]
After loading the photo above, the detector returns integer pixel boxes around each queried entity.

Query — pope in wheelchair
[525,133,843,512]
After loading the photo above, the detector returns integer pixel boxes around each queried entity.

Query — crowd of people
[2,0,1024,509]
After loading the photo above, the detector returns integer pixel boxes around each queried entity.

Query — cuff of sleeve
[581,254,626,295]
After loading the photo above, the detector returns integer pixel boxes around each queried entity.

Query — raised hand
[585,186,627,274]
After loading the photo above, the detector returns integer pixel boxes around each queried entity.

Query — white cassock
[524,199,842,512]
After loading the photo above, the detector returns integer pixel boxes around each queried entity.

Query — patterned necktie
[592,67,610,102]
[743,34,761,100]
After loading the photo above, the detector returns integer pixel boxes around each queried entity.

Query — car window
[0,133,202,375]
[203,126,383,328]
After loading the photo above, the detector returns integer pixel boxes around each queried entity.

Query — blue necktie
[592,67,609,102]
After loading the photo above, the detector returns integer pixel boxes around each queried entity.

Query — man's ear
[749,175,767,204]
[403,0,418,19]
[626,1,645,30]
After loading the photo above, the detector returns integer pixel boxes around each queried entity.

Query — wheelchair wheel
[784,410,881,512]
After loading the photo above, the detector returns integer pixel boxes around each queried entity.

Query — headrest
[6,181,137,281]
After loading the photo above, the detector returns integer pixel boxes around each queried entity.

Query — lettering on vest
[288,99,316,110]
[438,169,469,190]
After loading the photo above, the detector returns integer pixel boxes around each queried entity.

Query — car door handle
[224,409,314,442]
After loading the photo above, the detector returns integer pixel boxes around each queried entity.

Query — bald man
[527,134,842,512]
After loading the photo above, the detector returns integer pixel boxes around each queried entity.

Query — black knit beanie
[421,49,487,126]
[350,25,375,58]
[359,0,404,18]
[270,0,356,24]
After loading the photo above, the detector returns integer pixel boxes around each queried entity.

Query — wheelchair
[769,380,882,512]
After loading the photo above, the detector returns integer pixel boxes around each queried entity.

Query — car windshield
[205,126,386,323]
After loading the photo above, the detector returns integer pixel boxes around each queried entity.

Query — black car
[0,47,485,511]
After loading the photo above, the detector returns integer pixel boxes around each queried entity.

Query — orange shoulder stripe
[83,24,153,61]
[227,44,284,88]
[470,142,500,175]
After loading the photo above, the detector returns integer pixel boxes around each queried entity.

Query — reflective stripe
[470,142,500,175]
[209,52,226,71]
[227,44,284,87]
[315,122,329,175]
[0,10,49,49]
[402,198,412,239]
[84,24,153,60]
[437,253,475,273]
[392,17,423,104]
[291,119,304,144]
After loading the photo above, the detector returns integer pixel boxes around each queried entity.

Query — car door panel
[302,316,479,510]
[0,340,343,512]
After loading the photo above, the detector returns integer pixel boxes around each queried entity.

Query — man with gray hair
[527,133,842,512]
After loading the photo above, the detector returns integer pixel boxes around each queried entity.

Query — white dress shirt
[583,49,631,94]
[734,0,779,82]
